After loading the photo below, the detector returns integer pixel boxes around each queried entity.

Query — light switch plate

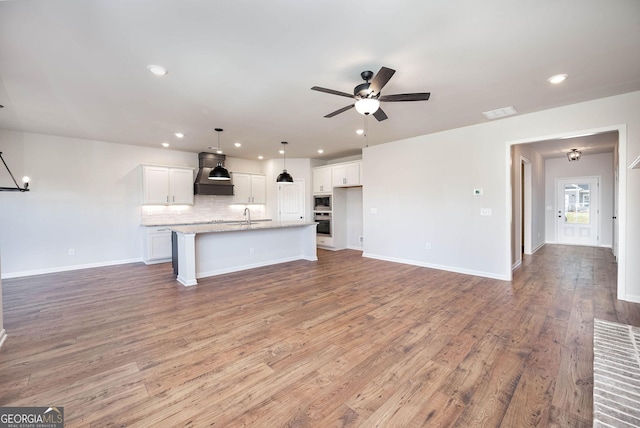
[473,189,483,196]
[480,208,492,216]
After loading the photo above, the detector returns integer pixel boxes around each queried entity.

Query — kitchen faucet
[243,207,251,225]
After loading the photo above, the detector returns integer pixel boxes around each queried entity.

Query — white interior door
[556,177,599,246]
[278,180,305,221]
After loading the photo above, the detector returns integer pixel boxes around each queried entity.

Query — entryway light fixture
[208,128,231,181]
[354,98,380,116]
[276,142,293,183]
[0,152,30,192]
[567,148,582,162]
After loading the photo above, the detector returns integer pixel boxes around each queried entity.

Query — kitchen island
[170,221,317,286]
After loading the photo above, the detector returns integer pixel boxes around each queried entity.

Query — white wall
[363,91,640,302]
[346,187,363,249]
[544,152,614,247]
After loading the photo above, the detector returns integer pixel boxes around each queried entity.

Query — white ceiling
[1,0,639,161]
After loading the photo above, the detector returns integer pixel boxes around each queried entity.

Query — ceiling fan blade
[325,104,355,118]
[373,107,388,121]
[379,92,431,102]
[311,86,354,99]
[369,67,396,95]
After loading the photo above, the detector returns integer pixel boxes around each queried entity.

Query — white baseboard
[512,259,522,270]
[0,329,6,349]
[621,293,640,304]
[531,242,545,254]
[0,258,143,279]
[362,252,510,281]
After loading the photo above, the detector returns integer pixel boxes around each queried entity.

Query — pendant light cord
[364,116,369,147]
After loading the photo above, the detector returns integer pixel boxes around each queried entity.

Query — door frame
[505,124,628,301]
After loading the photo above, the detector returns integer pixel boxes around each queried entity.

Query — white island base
[171,222,317,286]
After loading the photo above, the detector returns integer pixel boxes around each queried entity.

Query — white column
[176,232,197,286]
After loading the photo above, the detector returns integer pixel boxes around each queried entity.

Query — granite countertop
[170,221,317,234]
[141,219,272,227]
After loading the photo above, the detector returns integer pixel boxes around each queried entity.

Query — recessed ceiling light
[147,65,168,76]
[547,74,568,84]
[317,149,324,154]
[216,149,223,154]
[258,155,264,160]
[279,150,285,155]
[234,142,242,148]
[162,142,170,148]
[356,129,364,135]
[174,132,184,138]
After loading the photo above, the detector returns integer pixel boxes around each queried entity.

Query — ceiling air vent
[482,106,518,120]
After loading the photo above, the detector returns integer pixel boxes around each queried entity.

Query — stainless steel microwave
[314,195,331,211]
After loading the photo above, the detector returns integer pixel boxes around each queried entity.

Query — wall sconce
[567,148,582,162]
[0,152,30,192]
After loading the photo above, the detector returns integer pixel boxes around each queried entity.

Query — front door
[556,177,599,246]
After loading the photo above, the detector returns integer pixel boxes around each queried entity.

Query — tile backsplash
[141,195,268,225]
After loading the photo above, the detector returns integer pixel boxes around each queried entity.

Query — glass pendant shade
[209,162,231,180]
[355,98,380,115]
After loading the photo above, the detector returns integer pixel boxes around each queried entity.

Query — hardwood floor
[1,245,639,427]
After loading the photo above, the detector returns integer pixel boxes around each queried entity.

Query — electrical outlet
[480,208,492,216]
[425,242,431,250]
[68,249,75,256]
[359,236,363,243]
[250,247,254,255]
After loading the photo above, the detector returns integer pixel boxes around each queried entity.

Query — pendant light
[208,128,231,181]
[276,141,293,183]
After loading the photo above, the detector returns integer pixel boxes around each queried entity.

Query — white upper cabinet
[313,166,332,194]
[169,168,195,204]
[332,162,361,187]
[232,173,266,204]
[142,165,194,205]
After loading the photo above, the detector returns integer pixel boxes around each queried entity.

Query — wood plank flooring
[1,245,639,427]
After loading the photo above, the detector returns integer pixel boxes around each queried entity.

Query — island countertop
[170,221,316,235]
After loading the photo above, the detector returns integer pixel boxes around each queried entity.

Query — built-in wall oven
[313,195,331,211]
[314,212,332,236]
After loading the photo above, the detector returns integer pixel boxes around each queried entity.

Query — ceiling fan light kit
[311,66,431,122]
[354,98,380,115]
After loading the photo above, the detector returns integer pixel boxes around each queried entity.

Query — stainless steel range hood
[194,152,234,196]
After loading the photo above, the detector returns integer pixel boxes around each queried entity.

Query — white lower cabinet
[143,226,172,264]
[316,235,334,248]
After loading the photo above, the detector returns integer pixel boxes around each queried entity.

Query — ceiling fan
[311,66,430,121]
